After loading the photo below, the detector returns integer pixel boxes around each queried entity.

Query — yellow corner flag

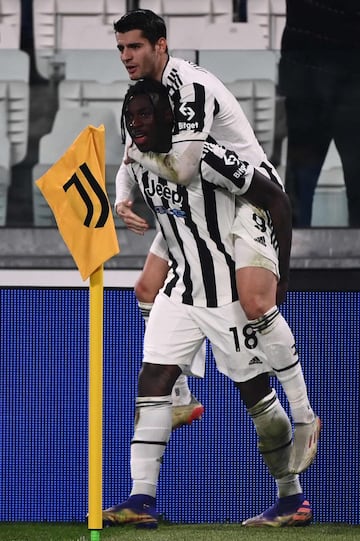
[36,124,120,279]
[36,124,118,538]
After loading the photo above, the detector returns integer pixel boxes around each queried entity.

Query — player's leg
[236,257,320,474]
[102,363,181,529]
[194,302,311,527]
[103,293,205,528]
[233,207,320,473]
[237,376,312,527]
[135,233,204,429]
[235,262,313,419]
[171,341,205,430]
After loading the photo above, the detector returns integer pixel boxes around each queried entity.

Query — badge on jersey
[172,83,207,135]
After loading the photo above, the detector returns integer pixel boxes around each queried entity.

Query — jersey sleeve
[200,141,254,195]
[127,139,204,186]
[171,82,214,142]
[114,160,137,207]
[149,230,169,262]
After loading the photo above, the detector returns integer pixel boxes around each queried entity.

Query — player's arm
[200,142,292,286]
[200,142,255,194]
[114,161,150,235]
[127,81,214,185]
[127,139,204,186]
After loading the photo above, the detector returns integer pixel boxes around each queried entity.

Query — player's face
[125,95,165,153]
[115,29,167,81]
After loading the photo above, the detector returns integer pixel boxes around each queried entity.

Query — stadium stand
[277,139,348,227]
[0,22,19,48]
[247,0,286,49]
[198,49,277,82]
[32,0,126,80]
[312,142,348,226]
[269,0,286,50]
[246,0,270,44]
[63,49,127,83]
[0,0,347,231]
[225,79,276,158]
[139,0,234,57]
[0,133,11,226]
[139,0,233,23]
[0,0,21,47]
[58,79,129,128]
[196,50,278,159]
[168,20,267,52]
[0,47,29,225]
[0,49,30,165]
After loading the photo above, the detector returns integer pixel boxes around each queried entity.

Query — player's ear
[156,37,167,54]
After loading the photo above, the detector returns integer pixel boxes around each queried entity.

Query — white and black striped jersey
[117,56,283,207]
[127,143,256,307]
[162,56,283,187]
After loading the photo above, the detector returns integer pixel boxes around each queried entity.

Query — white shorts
[149,230,169,261]
[143,292,271,382]
[232,201,280,279]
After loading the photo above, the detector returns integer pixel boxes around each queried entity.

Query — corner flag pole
[35,124,120,541]
[88,265,104,540]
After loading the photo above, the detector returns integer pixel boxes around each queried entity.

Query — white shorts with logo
[232,201,280,279]
[143,292,271,382]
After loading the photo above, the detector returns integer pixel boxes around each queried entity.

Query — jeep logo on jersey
[145,178,183,205]
[63,162,110,228]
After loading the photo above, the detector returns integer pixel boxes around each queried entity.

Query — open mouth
[133,133,149,148]
[126,65,137,76]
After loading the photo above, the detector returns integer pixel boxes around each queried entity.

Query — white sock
[249,307,314,424]
[249,390,302,497]
[138,300,192,407]
[276,474,302,498]
[130,395,172,497]
[171,373,192,406]
[248,389,292,479]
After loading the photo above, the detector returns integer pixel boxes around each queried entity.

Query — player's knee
[138,363,181,396]
[235,373,271,409]
[239,293,270,320]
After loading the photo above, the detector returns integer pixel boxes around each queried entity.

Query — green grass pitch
[0,522,359,541]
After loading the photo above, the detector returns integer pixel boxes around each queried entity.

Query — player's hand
[115,199,150,235]
[276,279,288,306]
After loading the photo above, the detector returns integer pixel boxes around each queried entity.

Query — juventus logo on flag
[63,163,110,228]
[35,124,120,280]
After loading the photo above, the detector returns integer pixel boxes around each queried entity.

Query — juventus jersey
[162,56,282,183]
[127,143,256,308]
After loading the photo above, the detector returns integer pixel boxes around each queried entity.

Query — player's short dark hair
[121,79,172,143]
[113,9,167,44]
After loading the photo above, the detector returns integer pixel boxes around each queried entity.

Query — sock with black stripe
[249,307,314,424]
[130,395,172,497]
